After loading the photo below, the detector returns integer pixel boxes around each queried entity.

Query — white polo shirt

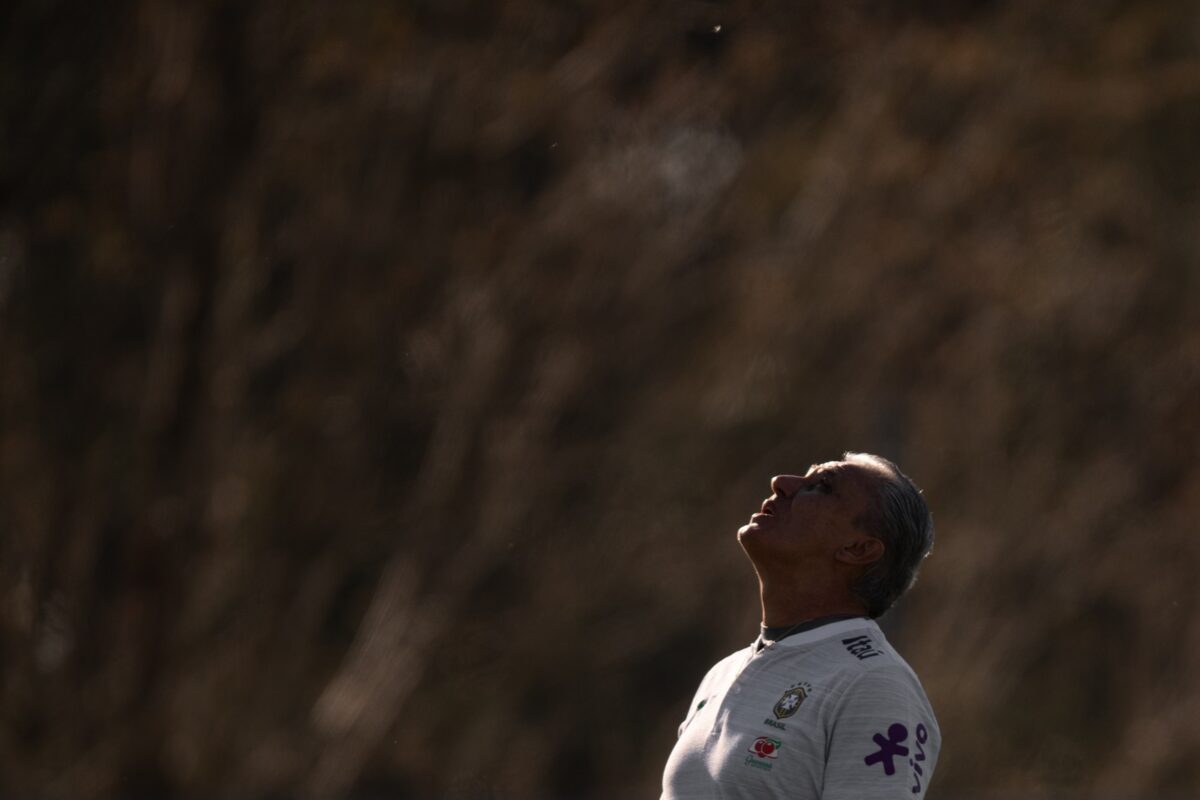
[661,618,940,799]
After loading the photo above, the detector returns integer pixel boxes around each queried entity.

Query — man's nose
[771,475,803,496]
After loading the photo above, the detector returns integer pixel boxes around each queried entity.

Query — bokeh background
[4,0,1200,797]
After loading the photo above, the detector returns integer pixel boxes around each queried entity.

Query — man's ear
[835,536,884,566]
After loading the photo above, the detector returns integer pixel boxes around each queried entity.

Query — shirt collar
[760,613,865,644]
[753,617,882,651]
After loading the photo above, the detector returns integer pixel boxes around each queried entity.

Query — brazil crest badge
[773,682,812,719]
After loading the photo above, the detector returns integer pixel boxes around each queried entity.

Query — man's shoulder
[687,642,754,690]
[796,622,929,691]
[708,643,755,673]
[775,620,902,667]
[818,625,938,723]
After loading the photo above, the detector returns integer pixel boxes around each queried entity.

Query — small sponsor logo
[909,723,929,794]
[773,682,812,719]
[842,634,883,660]
[764,717,786,730]
[748,736,781,759]
[864,723,909,776]
[745,736,782,771]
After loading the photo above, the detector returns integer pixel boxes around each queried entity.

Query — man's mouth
[758,499,776,516]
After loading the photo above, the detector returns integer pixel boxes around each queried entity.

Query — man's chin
[736,525,778,577]
[738,515,775,537]
[737,519,775,547]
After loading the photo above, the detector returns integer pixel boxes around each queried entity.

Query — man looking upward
[661,452,940,799]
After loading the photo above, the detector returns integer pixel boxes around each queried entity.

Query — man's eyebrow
[806,464,844,478]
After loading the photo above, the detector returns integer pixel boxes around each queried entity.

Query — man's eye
[817,479,833,493]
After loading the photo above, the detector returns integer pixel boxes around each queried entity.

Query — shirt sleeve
[821,665,941,800]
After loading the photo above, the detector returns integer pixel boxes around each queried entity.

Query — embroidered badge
[745,736,782,771]
[772,682,812,719]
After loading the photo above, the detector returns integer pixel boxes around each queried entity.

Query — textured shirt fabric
[661,618,940,799]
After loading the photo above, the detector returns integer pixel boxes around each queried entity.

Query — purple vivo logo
[863,723,909,776]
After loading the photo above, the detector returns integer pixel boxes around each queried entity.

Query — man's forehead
[806,459,890,482]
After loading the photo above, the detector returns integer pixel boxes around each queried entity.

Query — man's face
[737,459,889,572]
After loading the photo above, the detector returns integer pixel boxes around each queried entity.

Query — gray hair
[842,452,934,618]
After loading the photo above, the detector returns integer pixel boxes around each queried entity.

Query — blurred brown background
[3,0,1199,797]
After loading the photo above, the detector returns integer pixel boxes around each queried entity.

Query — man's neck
[758,577,865,627]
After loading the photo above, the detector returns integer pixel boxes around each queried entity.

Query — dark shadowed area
[3,1,1199,797]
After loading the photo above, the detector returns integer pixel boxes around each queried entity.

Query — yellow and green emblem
[773,683,811,719]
